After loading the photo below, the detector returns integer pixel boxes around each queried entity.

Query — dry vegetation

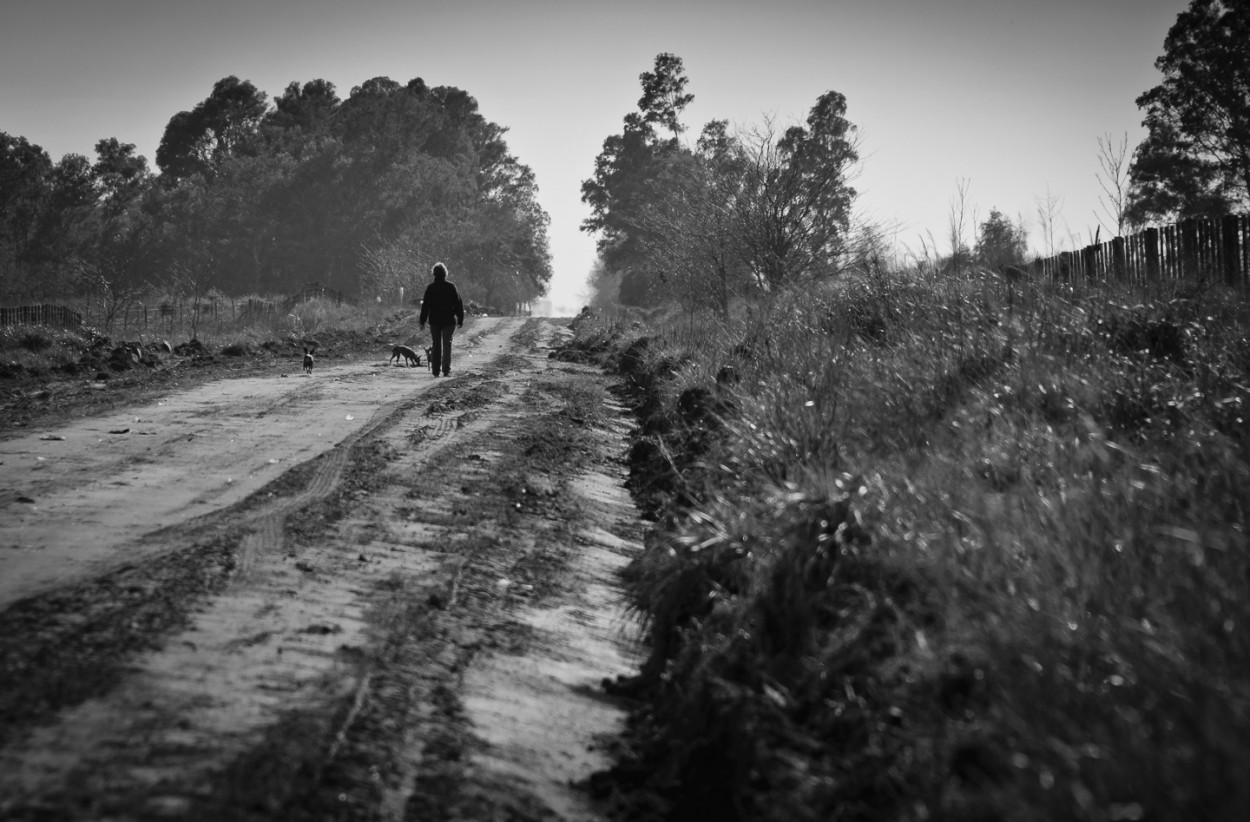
[0,297,429,438]
[0,297,408,379]
[569,269,1250,821]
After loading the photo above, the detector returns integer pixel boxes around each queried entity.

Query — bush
[18,329,53,352]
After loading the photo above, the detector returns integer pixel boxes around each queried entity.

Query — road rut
[0,317,643,821]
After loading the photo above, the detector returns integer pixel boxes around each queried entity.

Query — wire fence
[0,280,357,334]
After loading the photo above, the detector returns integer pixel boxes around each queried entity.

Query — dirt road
[0,317,644,821]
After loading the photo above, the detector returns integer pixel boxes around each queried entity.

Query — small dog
[303,348,314,374]
[390,344,422,367]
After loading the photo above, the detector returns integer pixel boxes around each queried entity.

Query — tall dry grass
[579,269,1250,821]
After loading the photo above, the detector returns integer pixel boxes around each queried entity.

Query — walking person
[418,262,465,377]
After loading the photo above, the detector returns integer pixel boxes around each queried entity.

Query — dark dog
[303,348,314,374]
[390,344,422,367]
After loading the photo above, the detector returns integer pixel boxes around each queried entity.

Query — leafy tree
[638,53,695,139]
[1127,118,1229,222]
[92,139,150,213]
[0,133,52,297]
[623,87,860,314]
[582,54,698,305]
[581,113,667,303]
[734,91,860,288]
[329,77,550,304]
[29,153,96,292]
[266,79,340,134]
[0,135,156,304]
[71,155,160,323]
[974,208,1028,270]
[19,73,554,311]
[337,76,413,161]
[633,119,752,316]
[49,153,96,212]
[1127,0,1250,223]
[584,56,861,308]
[31,151,116,292]
[156,76,269,179]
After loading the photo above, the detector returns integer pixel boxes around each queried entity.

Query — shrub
[19,329,53,352]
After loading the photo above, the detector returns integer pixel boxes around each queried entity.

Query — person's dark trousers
[429,323,455,375]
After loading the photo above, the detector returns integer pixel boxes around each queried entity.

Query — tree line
[580,54,1031,309]
[584,0,1249,309]
[0,75,552,319]
[580,54,862,314]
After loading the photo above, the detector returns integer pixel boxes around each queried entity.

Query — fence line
[0,304,83,329]
[0,279,357,332]
[1029,213,1249,288]
[0,298,280,332]
[282,281,351,311]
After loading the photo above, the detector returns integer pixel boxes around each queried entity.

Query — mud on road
[0,317,644,821]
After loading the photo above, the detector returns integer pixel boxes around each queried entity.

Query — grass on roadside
[574,271,1250,821]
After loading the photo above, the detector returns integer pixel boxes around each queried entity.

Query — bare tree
[948,177,972,276]
[1096,131,1132,237]
[1034,185,1064,257]
[360,239,416,304]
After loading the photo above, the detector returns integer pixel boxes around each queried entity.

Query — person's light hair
[432,262,448,280]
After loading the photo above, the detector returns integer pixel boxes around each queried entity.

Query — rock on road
[0,317,643,821]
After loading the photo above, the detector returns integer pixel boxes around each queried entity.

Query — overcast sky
[1,0,1185,313]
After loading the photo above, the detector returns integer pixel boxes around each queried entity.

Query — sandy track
[0,317,508,609]
[0,317,643,821]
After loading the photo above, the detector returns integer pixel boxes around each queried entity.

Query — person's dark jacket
[419,279,465,327]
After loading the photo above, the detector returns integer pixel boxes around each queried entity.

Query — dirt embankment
[0,317,645,821]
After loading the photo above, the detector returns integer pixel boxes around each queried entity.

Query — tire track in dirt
[449,442,643,821]
[0,320,525,811]
[230,389,418,582]
[0,318,643,822]
[0,345,491,747]
[237,361,645,822]
[0,315,507,612]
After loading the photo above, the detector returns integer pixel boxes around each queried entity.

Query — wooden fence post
[1057,251,1071,282]
[1179,218,1198,279]
[1163,224,1175,279]
[1082,244,1098,283]
[1223,214,1242,287]
[1243,215,1250,287]
[1198,218,1210,274]
[1112,236,1127,281]
[1145,227,1160,283]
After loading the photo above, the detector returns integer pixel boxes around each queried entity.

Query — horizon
[2,0,1188,312]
